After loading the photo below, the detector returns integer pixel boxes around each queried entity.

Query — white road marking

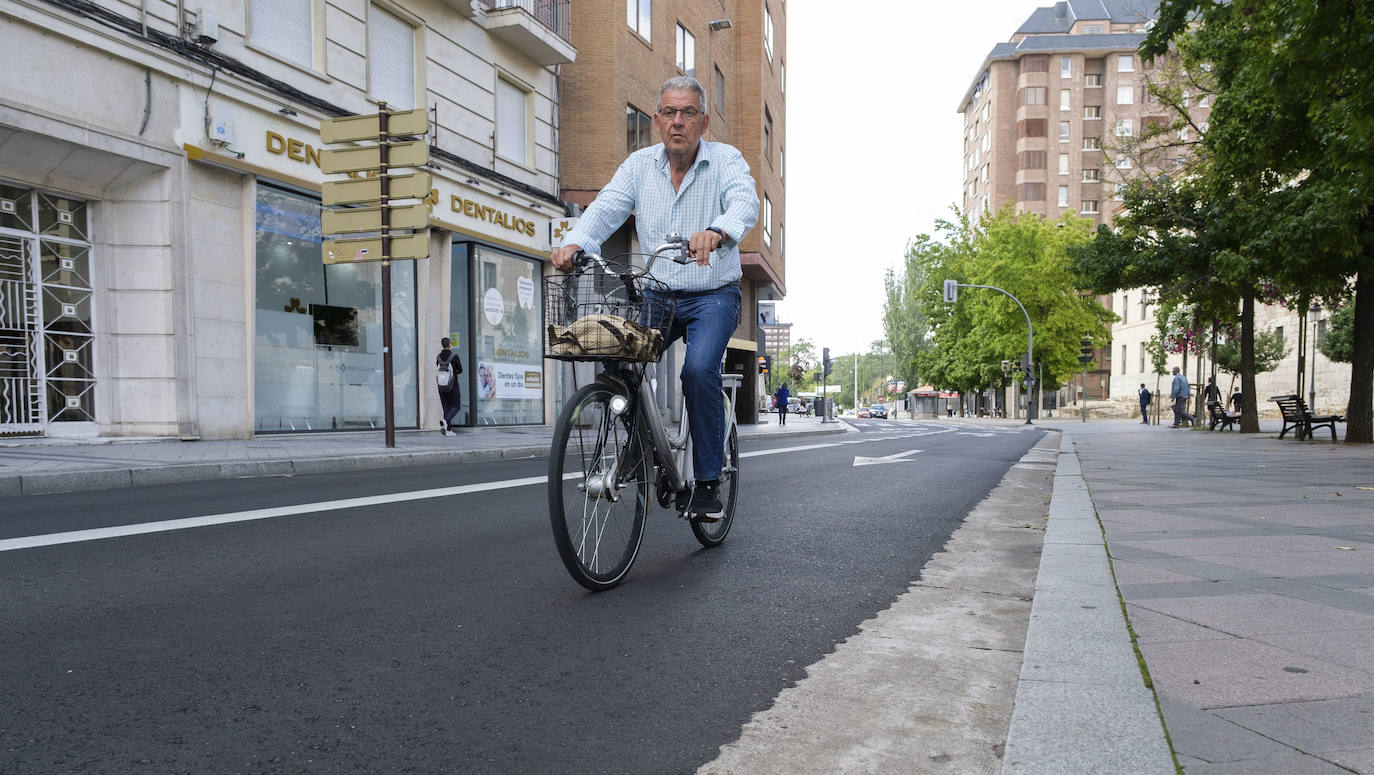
[853,449,924,467]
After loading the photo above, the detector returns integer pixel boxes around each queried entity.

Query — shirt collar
[655,140,714,170]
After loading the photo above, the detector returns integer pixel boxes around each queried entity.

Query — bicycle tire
[691,424,738,547]
[548,382,651,591]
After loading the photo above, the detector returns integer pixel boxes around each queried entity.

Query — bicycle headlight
[609,395,629,416]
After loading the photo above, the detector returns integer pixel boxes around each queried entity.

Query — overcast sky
[775,0,1040,355]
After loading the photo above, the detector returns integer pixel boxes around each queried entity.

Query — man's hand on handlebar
[688,229,723,266]
[551,244,582,272]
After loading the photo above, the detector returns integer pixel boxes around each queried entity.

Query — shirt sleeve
[709,147,760,248]
[563,155,641,256]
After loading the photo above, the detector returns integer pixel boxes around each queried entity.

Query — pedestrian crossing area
[840,419,1035,441]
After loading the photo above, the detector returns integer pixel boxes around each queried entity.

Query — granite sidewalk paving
[1022,417,1374,775]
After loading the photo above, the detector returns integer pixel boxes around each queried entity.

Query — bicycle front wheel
[549,382,652,591]
[691,424,738,547]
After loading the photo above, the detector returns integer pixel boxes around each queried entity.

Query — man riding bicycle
[551,75,759,515]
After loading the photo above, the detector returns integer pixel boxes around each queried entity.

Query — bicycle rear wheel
[549,382,651,591]
[691,424,738,547]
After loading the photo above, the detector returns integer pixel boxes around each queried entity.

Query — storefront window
[472,245,543,425]
[253,183,417,432]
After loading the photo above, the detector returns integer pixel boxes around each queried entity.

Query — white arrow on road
[852,448,923,467]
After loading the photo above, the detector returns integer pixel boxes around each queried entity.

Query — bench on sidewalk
[1206,401,1240,431]
[1270,394,1344,441]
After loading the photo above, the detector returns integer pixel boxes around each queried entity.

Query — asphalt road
[0,420,1045,774]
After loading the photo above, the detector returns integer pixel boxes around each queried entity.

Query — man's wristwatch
[706,226,725,241]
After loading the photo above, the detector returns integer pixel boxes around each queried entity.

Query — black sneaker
[688,480,723,517]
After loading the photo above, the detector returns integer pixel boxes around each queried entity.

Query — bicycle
[543,235,741,591]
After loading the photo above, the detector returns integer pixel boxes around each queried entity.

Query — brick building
[558,0,786,420]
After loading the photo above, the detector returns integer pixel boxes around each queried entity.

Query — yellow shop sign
[449,195,537,238]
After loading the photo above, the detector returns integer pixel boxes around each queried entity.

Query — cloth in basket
[548,314,663,360]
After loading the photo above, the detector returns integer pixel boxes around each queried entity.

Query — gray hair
[659,76,707,112]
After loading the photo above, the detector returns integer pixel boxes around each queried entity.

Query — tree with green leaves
[1145,0,1374,442]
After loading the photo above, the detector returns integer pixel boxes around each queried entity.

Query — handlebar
[571,232,697,274]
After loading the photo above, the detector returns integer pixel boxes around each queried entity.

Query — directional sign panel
[320,109,428,143]
[322,203,429,234]
[322,232,430,264]
[322,172,432,206]
[319,141,429,174]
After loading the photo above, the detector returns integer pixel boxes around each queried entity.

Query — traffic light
[943,279,959,303]
[1078,337,1094,364]
[758,355,770,375]
[822,347,832,377]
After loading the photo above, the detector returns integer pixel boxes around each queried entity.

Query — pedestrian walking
[1230,387,1243,414]
[1169,366,1194,427]
[436,337,463,435]
[1204,376,1222,405]
[1138,383,1152,424]
[774,382,790,426]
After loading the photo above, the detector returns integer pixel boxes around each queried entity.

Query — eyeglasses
[657,107,702,120]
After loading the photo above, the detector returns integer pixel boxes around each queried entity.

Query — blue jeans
[650,283,740,483]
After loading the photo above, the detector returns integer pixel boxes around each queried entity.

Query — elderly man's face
[655,88,709,157]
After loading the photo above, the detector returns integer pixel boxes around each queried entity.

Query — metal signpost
[319,105,431,448]
[944,279,1034,425]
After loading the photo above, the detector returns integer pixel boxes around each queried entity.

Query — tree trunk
[1346,269,1373,443]
[1240,283,1261,433]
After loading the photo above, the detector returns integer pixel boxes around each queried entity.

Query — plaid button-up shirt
[564,140,760,292]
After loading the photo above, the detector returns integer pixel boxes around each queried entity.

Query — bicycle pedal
[690,512,721,523]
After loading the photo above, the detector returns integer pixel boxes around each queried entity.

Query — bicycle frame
[632,367,739,497]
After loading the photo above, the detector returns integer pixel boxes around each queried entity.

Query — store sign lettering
[450,195,537,237]
[265,131,378,180]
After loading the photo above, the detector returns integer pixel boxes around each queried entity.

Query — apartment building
[757,301,790,358]
[1,0,575,438]
[557,0,786,420]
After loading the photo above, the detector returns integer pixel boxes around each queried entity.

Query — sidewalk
[0,413,848,496]
[1011,417,1374,774]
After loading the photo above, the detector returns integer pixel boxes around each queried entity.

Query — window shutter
[497,78,528,164]
[370,6,415,110]
[251,0,313,67]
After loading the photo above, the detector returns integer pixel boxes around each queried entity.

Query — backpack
[436,353,455,389]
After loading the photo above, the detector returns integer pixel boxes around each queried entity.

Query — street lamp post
[944,280,1034,425]
[1310,303,1321,411]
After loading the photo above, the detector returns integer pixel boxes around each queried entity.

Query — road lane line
[6,435,925,551]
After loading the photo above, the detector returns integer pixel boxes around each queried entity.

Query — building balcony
[478,0,576,65]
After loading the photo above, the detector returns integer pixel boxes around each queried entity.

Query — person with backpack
[436,337,463,435]
[774,382,790,426]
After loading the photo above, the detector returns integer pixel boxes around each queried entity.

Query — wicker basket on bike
[543,257,675,363]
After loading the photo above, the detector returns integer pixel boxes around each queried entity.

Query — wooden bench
[1270,394,1345,441]
[1206,401,1240,431]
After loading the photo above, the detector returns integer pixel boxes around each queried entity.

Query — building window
[1085,24,1104,34]
[1018,119,1047,138]
[764,4,774,61]
[1139,344,1146,373]
[626,104,651,153]
[1115,119,1134,137]
[1058,185,1069,207]
[1118,54,1134,72]
[254,183,418,432]
[1084,105,1102,120]
[1085,73,1102,88]
[1115,156,1132,169]
[1275,326,1284,349]
[1060,89,1071,110]
[1058,153,1070,174]
[1121,344,1127,373]
[1114,183,1126,201]
[1022,87,1047,105]
[1061,56,1072,76]
[981,133,990,152]
[764,106,774,162]
[1081,199,1100,213]
[473,246,545,426]
[1059,121,1070,141]
[1198,93,1210,108]
[981,163,988,184]
[496,77,530,165]
[1018,183,1046,201]
[1018,150,1046,170]
[1083,168,1100,181]
[780,60,785,93]
[369,5,417,109]
[763,195,773,247]
[781,147,785,180]
[1117,85,1134,105]
[982,103,990,123]
[714,65,725,111]
[1178,126,1189,141]
[1083,136,1102,150]
[627,0,651,41]
[675,23,695,76]
[250,0,315,69]
[1121,295,1129,323]
[1020,55,1048,73]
